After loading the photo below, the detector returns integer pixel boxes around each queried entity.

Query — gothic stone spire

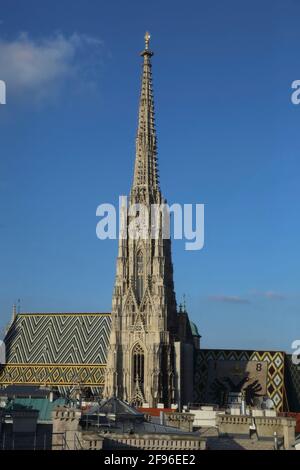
[104,33,194,408]
[132,32,159,198]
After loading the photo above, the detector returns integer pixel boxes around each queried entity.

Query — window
[133,343,144,389]
[136,251,144,302]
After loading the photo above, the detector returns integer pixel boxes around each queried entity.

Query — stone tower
[104,33,194,408]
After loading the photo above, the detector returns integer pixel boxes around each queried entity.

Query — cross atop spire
[144,31,150,50]
[132,32,160,200]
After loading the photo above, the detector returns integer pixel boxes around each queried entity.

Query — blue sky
[0,0,299,351]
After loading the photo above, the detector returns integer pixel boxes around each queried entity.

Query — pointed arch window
[136,250,144,302]
[133,343,145,390]
[131,304,136,326]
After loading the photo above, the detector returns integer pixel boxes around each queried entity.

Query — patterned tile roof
[194,349,286,411]
[5,313,111,365]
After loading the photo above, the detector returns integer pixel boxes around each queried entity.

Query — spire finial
[12,304,17,321]
[144,31,151,50]
[183,294,187,312]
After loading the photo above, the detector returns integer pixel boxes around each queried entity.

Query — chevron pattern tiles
[0,364,106,385]
[4,313,111,365]
[1,313,111,388]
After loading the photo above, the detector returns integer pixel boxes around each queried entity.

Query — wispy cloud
[0,32,104,103]
[208,295,250,304]
[257,290,286,301]
[208,290,287,305]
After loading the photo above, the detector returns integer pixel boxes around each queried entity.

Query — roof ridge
[17,312,111,315]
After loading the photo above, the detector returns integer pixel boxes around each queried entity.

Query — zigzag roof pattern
[5,313,111,365]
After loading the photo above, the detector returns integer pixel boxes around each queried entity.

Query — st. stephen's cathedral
[0,34,298,413]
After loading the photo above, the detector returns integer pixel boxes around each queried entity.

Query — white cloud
[0,32,103,102]
[208,295,250,304]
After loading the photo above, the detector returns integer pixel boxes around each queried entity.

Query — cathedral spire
[132,32,159,196]
[104,34,194,408]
